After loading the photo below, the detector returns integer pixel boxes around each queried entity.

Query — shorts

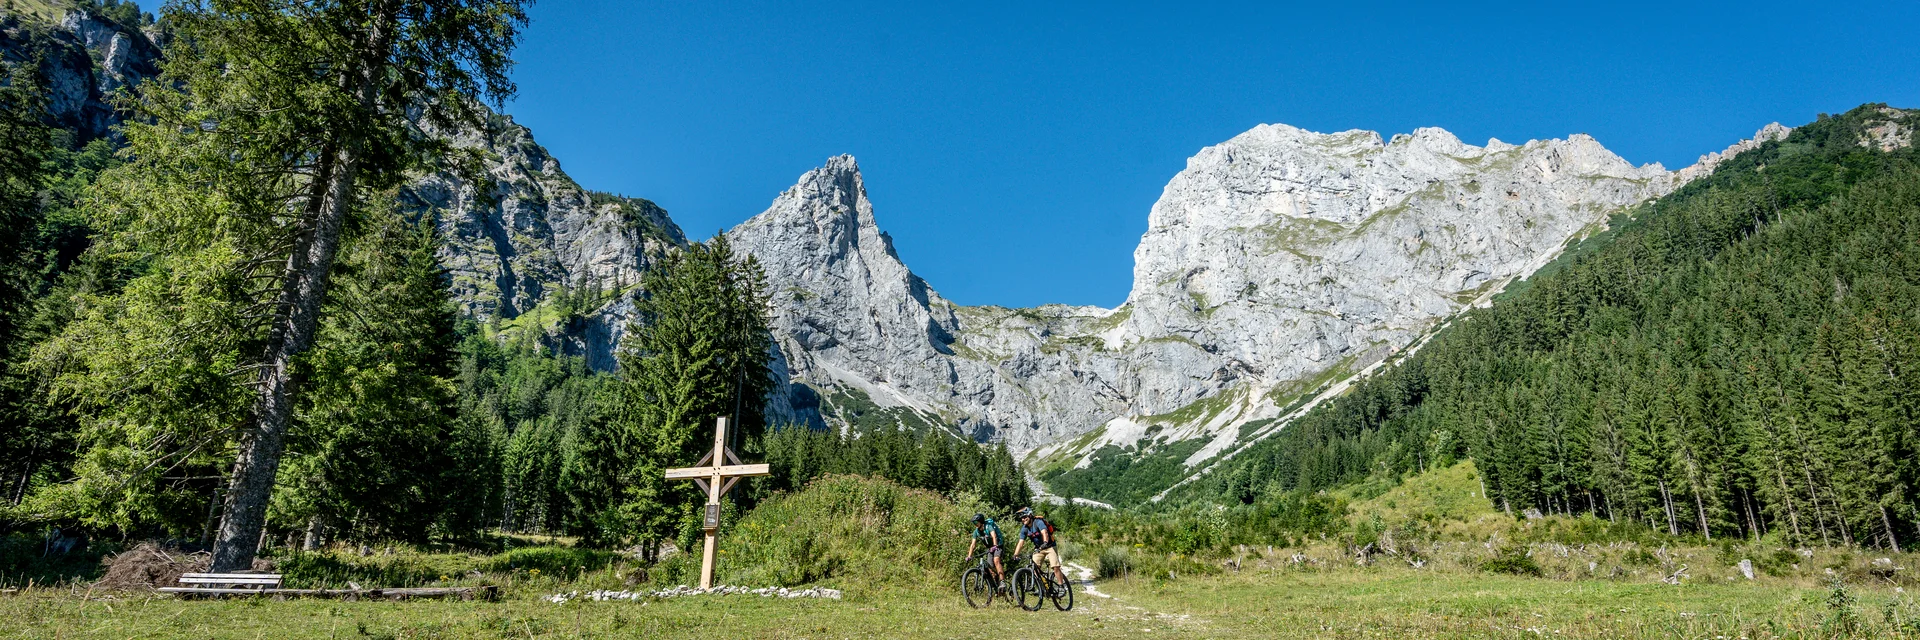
[985,545,1002,559]
[1033,547,1062,570]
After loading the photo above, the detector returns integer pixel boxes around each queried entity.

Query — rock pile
[544,585,843,604]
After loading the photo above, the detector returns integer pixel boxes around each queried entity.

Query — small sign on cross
[663,417,769,590]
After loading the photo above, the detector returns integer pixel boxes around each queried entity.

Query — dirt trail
[1064,562,1110,599]
[1062,561,1201,633]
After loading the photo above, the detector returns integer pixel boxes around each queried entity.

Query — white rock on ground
[544,585,843,604]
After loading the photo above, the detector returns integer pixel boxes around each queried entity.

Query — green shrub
[1823,577,1861,635]
[1621,547,1659,566]
[275,550,467,588]
[0,532,119,587]
[1512,514,1656,546]
[1481,543,1542,577]
[482,547,621,579]
[1130,551,1221,582]
[718,474,971,589]
[1757,547,1801,577]
[1096,546,1131,579]
[1056,539,1082,562]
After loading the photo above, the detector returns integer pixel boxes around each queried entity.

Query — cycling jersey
[972,518,1003,546]
[1020,518,1056,550]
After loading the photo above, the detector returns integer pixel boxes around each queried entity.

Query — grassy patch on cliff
[818,385,949,436]
[1041,438,1210,507]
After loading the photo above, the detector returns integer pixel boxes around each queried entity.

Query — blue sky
[503,1,1920,309]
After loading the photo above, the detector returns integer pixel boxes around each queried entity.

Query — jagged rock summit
[728,122,1680,456]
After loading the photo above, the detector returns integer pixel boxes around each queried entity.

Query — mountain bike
[1012,553,1073,611]
[960,552,1012,608]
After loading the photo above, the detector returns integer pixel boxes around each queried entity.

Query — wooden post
[664,417,770,590]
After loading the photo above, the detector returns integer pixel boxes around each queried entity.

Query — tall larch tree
[41,0,529,571]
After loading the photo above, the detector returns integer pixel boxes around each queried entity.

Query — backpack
[1028,515,1057,542]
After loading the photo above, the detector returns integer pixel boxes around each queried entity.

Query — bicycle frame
[973,554,1009,587]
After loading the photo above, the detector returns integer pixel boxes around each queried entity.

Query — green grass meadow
[5,563,1913,639]
[10,473,1920,638]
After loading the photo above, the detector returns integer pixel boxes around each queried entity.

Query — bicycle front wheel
[961,567,992,608]
[1051,574,1074,611]
[1013,567,1043,611]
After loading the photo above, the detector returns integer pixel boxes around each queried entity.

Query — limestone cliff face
[1110,126,1673,418]
[725,156,972,434]
[0,9,160,142]
[729,124,1682,452]
[401,111,685,369]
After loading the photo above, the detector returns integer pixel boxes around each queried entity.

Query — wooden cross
[663,416,769,589]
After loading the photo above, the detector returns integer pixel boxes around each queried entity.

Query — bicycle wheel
[1051,573,1074,611]
[961,567,992,608]
[1013,567,1043,611]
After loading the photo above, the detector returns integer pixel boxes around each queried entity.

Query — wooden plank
[158,586,498,601]
[181,573,283,579]
[180,577,281,584]
[664,464,769,479]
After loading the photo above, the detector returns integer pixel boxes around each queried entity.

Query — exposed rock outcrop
[1673,122,1792,185]
[401,110,686,369]
[728,124,1678,452]
[0,9,159,142]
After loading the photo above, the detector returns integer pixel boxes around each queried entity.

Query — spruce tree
[0,61,56,508]
[571,236,775,549]
[276,205,471,545]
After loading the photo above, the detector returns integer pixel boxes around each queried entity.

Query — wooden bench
[159,572,283,596]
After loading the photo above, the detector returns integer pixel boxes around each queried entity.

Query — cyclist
[1011,506,1067,590]
[964,513,1007,588]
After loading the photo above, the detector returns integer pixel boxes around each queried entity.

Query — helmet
[972,513,986,524]
[1014,507,1034,519]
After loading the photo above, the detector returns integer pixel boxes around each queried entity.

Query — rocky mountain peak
[733,154,897,263]
[729,156,969,434]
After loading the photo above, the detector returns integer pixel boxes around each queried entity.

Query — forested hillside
[0,2,1030,570]
[1178,105,1920,550]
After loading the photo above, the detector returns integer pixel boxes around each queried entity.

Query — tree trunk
[10,442,34,506]
[1693,490,1711,541]
[207,0,405,568]
[302,516,324,551]
[1880,504,1902,553]
[210,146,356,572]
[1659,479,1679,536]
[1804,465,1832,546]
[1774,465,1803,541]
[207,0,399,574]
